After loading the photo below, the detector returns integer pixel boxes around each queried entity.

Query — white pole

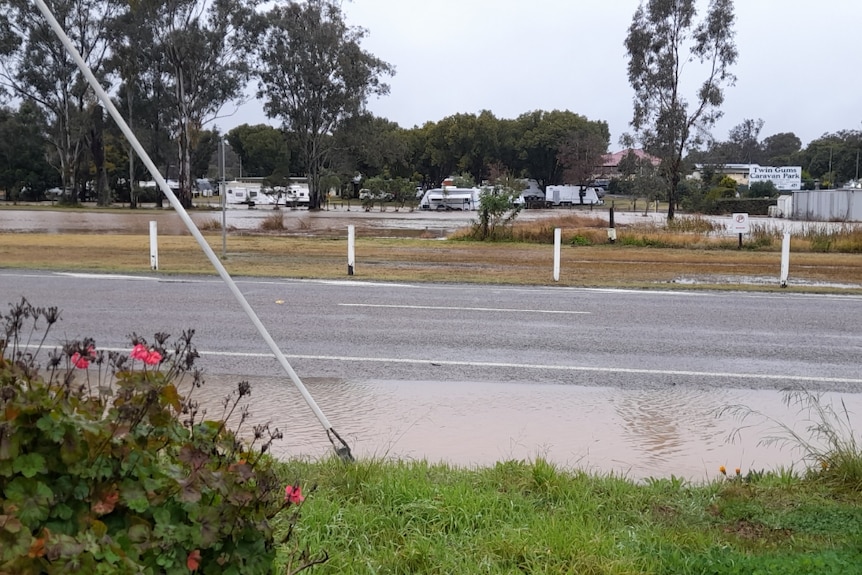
[347,225,355,275]
[220,138,227,259]
[149,221,158,270]
[31,0,352,459]
[553,227,561,282]
[780,232,791,287]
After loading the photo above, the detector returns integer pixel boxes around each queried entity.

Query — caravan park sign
[749,166,802,191]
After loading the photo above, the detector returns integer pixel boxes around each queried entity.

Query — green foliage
[466,174,524,240]
[719,387,862,492]
[748,180,778,198]
[717,175,738,190]
[258,0,394,209]
[624,0,737,219]
[274,456,862,574]
[0,299,316,574]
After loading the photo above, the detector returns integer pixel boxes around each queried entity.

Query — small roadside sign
[731,213,750,234]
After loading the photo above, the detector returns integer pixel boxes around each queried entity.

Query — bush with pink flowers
[0,298,322,574]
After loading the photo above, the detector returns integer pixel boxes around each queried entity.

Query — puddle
[191,375,862,482]
[671,275,862,289]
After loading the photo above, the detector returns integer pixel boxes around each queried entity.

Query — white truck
[544,185,604,207]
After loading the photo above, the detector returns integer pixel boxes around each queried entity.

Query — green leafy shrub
[0,298,319,574]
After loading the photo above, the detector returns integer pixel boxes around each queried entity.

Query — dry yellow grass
[2,231,862,292]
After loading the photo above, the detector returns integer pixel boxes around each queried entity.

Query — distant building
[601,149,661,178]
[690,163,754,185]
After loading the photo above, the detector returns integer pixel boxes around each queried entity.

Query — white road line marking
[19,344,862,385]
[195,350,862,385]
[338,303,590,315]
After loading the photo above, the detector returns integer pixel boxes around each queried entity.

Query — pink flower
[130,344,149,362]
[144,350,162,365]
[131,344,162,366]
[284,484,304,505]
[70,352,89,369]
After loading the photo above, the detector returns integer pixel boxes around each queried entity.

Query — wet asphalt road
[3,269,862,393]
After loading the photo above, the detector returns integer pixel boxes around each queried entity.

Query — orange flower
[187,549,201,571]
[735,468,741,476]
[719,466,727,475]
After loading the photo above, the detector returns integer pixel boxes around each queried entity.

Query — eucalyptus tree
[225,124,292,178]
[624,0,737,219]
[727,118,764,165]
[761,132,801,166]
[0,103,60,200]
[256,0,394,210]
[556,121,610,203]
[109,0,261,208]
[515,109,606,189]
[0,0,121,203]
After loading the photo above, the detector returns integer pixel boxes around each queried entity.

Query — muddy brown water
[7,206,861,479]
[195,374,861,482]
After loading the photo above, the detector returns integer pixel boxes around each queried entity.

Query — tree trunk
[91,107,110,206]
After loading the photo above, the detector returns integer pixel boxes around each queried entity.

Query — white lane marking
[195,350,862,386]
[56,272,159,281]
[338,303,590,315]
[19,344,862,385]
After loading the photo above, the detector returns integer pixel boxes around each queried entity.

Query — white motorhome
[545,185,604,207]
[419,186,482,210]
[224,181,275,206]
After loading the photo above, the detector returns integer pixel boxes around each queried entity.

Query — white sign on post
[730,213,750,234]
[749,166,802,191]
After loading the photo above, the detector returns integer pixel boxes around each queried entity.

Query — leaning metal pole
[33,0,353,461]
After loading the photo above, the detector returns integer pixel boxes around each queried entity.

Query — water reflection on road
[196,375,861,481]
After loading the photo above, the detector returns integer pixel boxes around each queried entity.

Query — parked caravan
[513,179,545,206]
[274,183,310,206]
[225,181,275,206]
[545,185,604,207]
[419,187,482,210]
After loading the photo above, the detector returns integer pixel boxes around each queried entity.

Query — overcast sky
[223,0,862,150]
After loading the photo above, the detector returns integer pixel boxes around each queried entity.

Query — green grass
[272,457,862,574]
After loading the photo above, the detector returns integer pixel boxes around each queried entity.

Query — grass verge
[273,457,862,574]
[3,232,862,292]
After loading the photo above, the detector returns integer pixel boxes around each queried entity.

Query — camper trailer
[419,187,482,210]
[545,185,604,207]
[224,181,275,206]
[513,179,545,207]
[272,183,310,206]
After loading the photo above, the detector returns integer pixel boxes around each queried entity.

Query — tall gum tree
[114,0,261,208]
[624,0,737,219]
[0,0,120,203]
[256,0,393,210]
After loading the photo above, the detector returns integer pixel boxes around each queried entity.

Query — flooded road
[197,374,859,482]
[4,209,862,482]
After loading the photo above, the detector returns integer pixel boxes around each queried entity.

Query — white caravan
[224,181,275,206]
[513,179,545,206]
[272,183,310,206]
[419,186,482,210]
[545,185,604,207]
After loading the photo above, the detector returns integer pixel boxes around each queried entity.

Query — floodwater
[194,374,862,482]
[0,205,486,236]
[8,205,862,478]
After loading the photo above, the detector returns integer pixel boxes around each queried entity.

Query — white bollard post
[347,225,355,275]
[780,231,790,287]
[149,220,158,270]
[553,227,561,282]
